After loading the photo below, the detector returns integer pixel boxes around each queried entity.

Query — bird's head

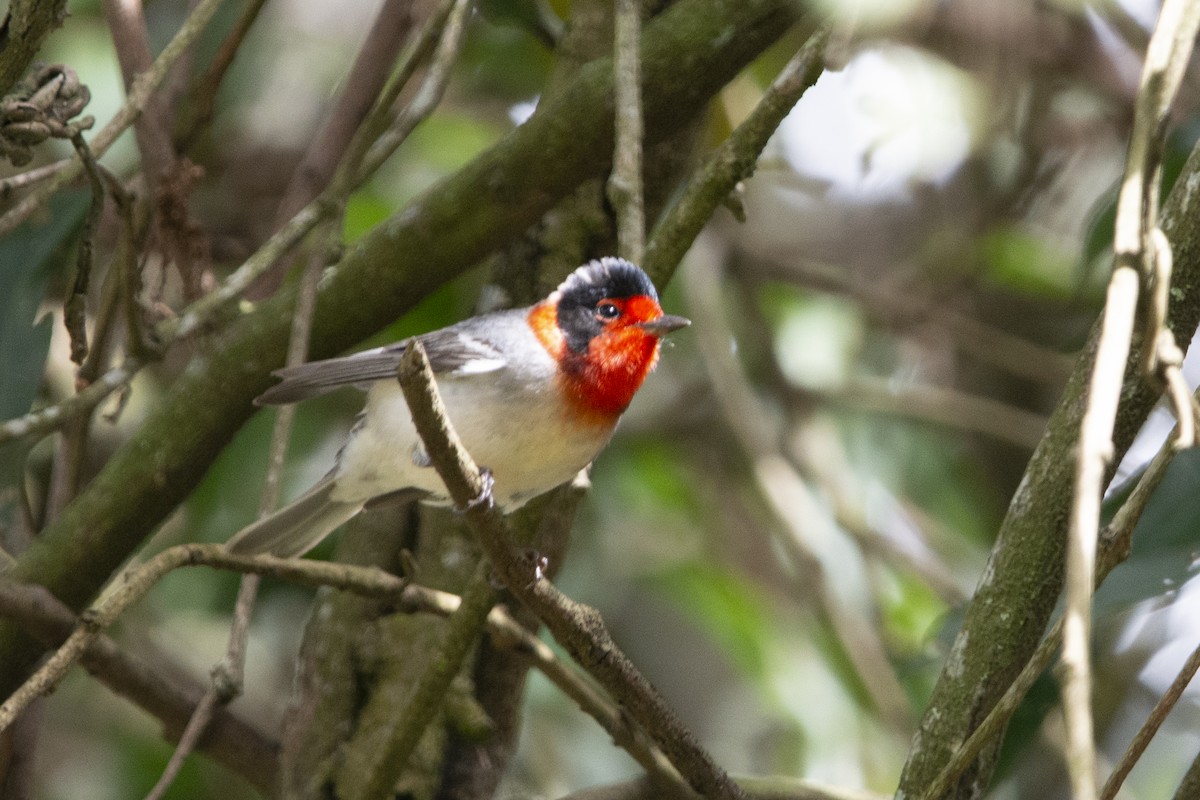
[529,258,690,419]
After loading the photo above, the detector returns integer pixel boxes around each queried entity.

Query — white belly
[329,377,613,509]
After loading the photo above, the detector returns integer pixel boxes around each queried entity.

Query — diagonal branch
[395,342,739,800]
[643,28,828,286]
[0,582,277,794]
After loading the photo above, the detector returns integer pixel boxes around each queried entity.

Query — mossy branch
[0,0,69,96]
[0,0,805,698]
[896,107,1200,800]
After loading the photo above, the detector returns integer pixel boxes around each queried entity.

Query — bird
[225,257,690,557]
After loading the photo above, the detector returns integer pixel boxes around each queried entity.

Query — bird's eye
[595,302,621,320]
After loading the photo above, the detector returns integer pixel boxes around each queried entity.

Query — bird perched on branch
[226,258,689,557]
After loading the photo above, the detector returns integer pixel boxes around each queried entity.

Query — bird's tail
[225,477,361,558]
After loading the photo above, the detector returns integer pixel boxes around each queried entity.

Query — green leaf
[0,190,91,489]
[1096,448,1200,616]
[0,190,90,421]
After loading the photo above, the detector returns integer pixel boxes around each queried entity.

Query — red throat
[528,297,664,422]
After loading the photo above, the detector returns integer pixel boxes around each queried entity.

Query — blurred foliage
[0,191,89,495]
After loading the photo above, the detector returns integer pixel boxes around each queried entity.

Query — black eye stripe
[555,258,659,354]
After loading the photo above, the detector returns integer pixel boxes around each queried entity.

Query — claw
[465,467,495,511]
[525,550,550,584]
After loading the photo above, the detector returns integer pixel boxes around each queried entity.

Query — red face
[528,293,669,421]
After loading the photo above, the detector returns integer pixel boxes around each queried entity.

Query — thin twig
[608,0,645,263]
[254,0,459,296]
[1100,638,1200,800]
[273,0,413,226]
[353,0,473,186]
[0,158,72,198]
[0,192,331,447]
[0,0,227,238]
[395,341,738,800]
[0,362,138,445]
[44,133,110,518]
[39,134,111,528]
[1063,3,1200,797]
[175,0,269,147]
[79,167,137,386]
[64,132,107,365]
[337,0,458,189]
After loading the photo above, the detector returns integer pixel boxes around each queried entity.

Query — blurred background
[6,0,1200,797]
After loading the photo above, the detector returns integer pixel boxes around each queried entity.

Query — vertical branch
[101,0,177,189]
[917,421,1181,800]
[1063,3,1200,799]
[608,0,645,263]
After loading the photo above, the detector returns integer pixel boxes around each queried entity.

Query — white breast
[329,356,615,509]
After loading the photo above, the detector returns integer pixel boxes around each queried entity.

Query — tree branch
[0,0,806,701]
[643,29,828,286]
[915,419,1180,800]
[0,0,227,238]
[607,0,645,263]
[0,582,277,794]
[1061,4,1200,797]
[395,341,740,800]
[273,0,414,226]
[0,0,69,96]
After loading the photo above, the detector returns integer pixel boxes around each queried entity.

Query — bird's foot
[465,467,495,511]
[523,549,550,584]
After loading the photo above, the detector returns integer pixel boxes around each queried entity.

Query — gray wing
[254,312,519,406]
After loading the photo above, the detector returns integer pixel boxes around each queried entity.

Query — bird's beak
[639,314,691,336]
